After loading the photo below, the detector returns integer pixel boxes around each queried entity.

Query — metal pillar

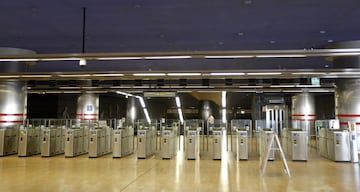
[291,92,316,136]
[76,93,99,121]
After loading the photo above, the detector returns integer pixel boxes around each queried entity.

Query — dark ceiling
[1,0,360,73]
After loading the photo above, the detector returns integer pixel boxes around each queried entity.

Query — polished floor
[0,138,359,192]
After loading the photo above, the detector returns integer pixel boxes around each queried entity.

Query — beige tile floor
[0,138,359,192]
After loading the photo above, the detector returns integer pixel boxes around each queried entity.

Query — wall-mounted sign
[311,77,320,85]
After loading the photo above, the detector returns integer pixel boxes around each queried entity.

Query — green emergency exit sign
[311,77,320,85]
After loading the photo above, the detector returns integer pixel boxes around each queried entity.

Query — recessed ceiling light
[320,30,327,34]
[237,32,244,36]
[270,40,276,44]
[244,0,252,4]
[328,39,334,43]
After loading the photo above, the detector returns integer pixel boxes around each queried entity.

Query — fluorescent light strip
[59,87,80,89]
[133,73,166,76]
[40,58,81,61]
[295,85,321,88]
[270,85,296,88]
[138,97,146,108]
[0,75,21,78]
[239,85,263,88]
[116,91,134,97]
[0,58,39,62]
[92,73,124,77]
[291,72,327,75]
[143,56,192,59]
[178,108,184,123]
[328,72,360,75]
[167,73,201,76]
[221,91,226,108]
[222,109,226,123]
[20,75,52,78]
[58,74,91,77]
[175,97,181,108]
[96,57,143,60]
[143,108,151,124]
[247,72,282,75]
[204,55,254,59]
[255,55,307,58]
[210,72,245,76]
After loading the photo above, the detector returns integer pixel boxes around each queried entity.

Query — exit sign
[311,77,320,85]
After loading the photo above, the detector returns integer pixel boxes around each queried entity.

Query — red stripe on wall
[340,122,360,125]
[0,120,24,123]
[0,113,26,116]
[337,114,360,117]
[292,114,316,117]
[76,114,98,116]
[292,119,316,122]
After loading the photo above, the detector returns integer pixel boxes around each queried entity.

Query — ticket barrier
[259,129,275,160]
[186,128,200,160]
[113,127,134,158]
[161,127,178,159]
[18,125,42,157]
[0,126,19,156]
[283,129,308,161]
[41,126,66,157]
[65,127,89,157]
[319,128,351,162]
[88,126,112,158]
[237,129,248,160]
[137,128,156,159]
[213,128,223,160]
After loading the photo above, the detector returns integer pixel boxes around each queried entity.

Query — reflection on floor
[0,138,359,192]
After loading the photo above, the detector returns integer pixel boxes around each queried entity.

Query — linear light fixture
[0,58,39,62]
[92,73,124,77]
[210,72,245,76]
[96,57,143,60]
[58,74,91,77]
[255,55,307,58]
[247,72,282,75]
[221,91,226,108]
[20,75,52,78]
[178,108,184,124]
[143,108,151,124]
[328,72,360,75]
[116,91,134,97]
[291,72,327,75]
[133,73,166,76]
[0,75,21,78]
[222,109,226,123]
[40,57,81,61]
[175,97,181,108]
[143,56,192,59]
[270,85,296,88]
[204,55,254,59]
[167,73,201,76]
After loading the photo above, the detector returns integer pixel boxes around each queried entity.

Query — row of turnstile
[319,128,351,162]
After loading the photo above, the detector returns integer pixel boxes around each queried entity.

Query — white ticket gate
[88,127,112,158]
[137,128,156,159]
[237,130,248,160]
[319,128,351,162]
[213,129,223,160]
[41,126,65,157]
[65,127,89,157]
[113,127,134,158]
[289,131,308,161]
[161,128,177,159]
[18,125,42,157]
[187,129,200,160]
[0,127,19,156]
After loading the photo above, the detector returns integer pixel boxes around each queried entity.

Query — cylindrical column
[76,93,99,120]
[291,92,316,134]
[335,79,360,128]
[199,100,212,121]
[126,97,137,124]
[0,47,35,127]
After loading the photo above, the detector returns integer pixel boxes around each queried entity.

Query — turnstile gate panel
[290,131,308,161]
[18,126,42,157]
[213,130,222,160]
[334,131,351,162]
[237,130,248,160]
[161,128,177,159]
[0,127,19,156]
[187,130,199,160]
[137,129,156,159]
[41,127,65,157]
[113,128,134,158]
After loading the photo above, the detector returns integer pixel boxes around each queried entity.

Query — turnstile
[259,129,275,160]
[41,126,66,157]
[161,127,178,159]
[237,130,248,160]
[319,128,351,162]
[289,131,308,161]
[186,128,200,160]
[18,125,42,157]
[113,127,134,158]
[137,128,156,159]
[88,126,112,158]
[65,127,89,157]
[0,127,19,156]
[213,129,223,160]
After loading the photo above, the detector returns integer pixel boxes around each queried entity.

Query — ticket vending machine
[290,131,308,161]
[213,129,223,160]
[237,130,248,160]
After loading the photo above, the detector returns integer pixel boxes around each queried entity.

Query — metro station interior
[1,1,360,191]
